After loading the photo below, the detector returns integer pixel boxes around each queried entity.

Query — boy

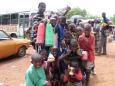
[25,53,51,86]
[78,23,95,86]
[59,39,83,86]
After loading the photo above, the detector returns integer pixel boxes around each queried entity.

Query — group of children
[25,2,96,86]
[25,18,96,86]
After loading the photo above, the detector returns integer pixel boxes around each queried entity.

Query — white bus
[0,11,36,37]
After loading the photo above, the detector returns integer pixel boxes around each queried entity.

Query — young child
[68,23,76,39]
[59,32,72,75]
[60,39,83,86]
[63,62,83,86]
[47,47,60,86]
[25,53,51,86]
[78,23,95,86]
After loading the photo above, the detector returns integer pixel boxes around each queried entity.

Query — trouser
[31,42,36,49]
[98,35,107,54]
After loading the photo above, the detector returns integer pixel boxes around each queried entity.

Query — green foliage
[111,15,115,24]
[66,7,87,18]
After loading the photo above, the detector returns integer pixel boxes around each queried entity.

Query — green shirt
[25,64,46,86]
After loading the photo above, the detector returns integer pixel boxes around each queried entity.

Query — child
[25,53,51,86]
[63,62,83,86]
[78,23,95,86]
[59,32,72,75]
[47,47,60,86]
[68,23,76,39]
[60,39,83,86]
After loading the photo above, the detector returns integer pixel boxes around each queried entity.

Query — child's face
[70,43,78,52]
[40,51,48,61]
[50,19,56,27]
[51,48,57,57]
[78,30,83,36]
[32,60,43,68]
[64,34,71,45]
[84,28,91,37]
[61,40,66,48]
[38,3,46,14]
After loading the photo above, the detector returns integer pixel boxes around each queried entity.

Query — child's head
[64,32,72,45]
[84,23,92,37]
[59,16,66,25]
[51,47,58,57]
[38,2,46,14]
[76,26,83,36]
[31,53,43,68]
[39,49,48,61]
[70,39,78,53]
[50,17,57,27]
[60,40,66,49]
[68,23,76,33]
[70,62,78,70]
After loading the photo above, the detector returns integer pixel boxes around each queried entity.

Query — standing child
[25,53,51,86]
[78,23,95,86]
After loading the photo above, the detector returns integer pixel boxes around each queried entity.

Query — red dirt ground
[0,41,115,86]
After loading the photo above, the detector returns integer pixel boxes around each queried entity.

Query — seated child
[47,47,60,86]
[63,62,83,86]
[25,53,51,86]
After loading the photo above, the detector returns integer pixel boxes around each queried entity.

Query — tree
[111,15,115,24]
[66,7,87,18]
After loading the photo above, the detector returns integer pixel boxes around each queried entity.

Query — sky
[0,0,114,16]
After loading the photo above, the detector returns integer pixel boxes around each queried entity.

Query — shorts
[86,61,94,70]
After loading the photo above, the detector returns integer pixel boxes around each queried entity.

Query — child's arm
[25,72,34,86]
[59,49,71,60]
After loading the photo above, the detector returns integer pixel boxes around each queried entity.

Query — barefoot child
[25,53,51,86]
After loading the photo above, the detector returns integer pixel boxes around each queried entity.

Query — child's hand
[43,81,51,86]
[67,49,71,55]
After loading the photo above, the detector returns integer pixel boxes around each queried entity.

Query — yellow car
[0,30,31,59]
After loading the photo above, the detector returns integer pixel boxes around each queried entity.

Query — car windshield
[0,31,10,40]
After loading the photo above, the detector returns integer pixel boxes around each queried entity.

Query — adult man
[98,12,110,55]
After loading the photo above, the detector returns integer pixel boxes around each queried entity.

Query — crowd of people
[25,2,112,86]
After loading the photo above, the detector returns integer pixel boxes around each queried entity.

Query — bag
[36,23,45,44]
[82,51,88,61]
[53,33,58,48]
[45,23,54,46]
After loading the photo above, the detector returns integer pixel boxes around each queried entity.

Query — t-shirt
[25,64,47,86]
[78,33,95,62]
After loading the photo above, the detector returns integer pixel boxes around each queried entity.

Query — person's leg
[97,32,102,54]
[86,69,91,86]
[91,62,96,75]
[103,37,107,55]
[97,38,103,55]
[31,42,36,49]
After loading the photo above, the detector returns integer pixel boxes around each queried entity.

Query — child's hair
[64,31,72,39]
[84,23,92,31]
[38,2,46,8]
[77,26,83,32]
[39,49,47,54]
[68,23,76,32]
[31,53,42,62]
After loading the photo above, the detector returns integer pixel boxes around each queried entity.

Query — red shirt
[78,33,95,62]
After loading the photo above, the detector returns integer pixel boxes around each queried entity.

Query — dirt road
[0,42,115,86]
